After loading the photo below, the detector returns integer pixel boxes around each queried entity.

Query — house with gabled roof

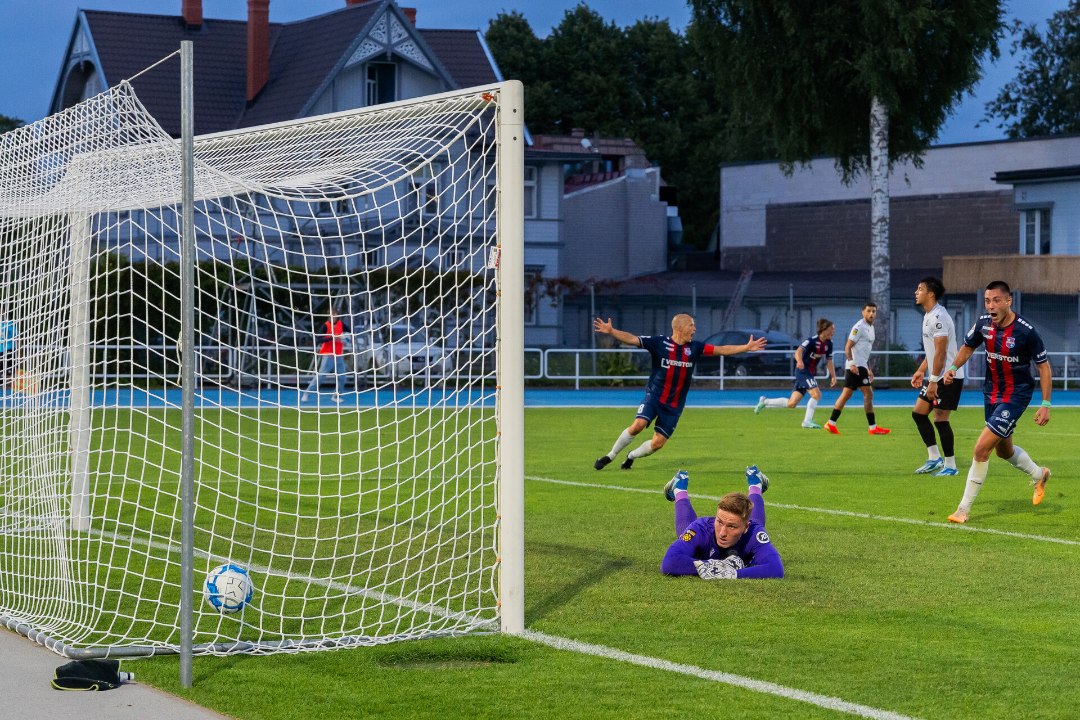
[47,0,675,348]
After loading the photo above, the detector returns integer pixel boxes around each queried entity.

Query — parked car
[351,323,453,380]
[697,329,799,377]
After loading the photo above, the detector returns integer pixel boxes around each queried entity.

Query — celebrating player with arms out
[660,465,783,580]
[943,281,1052,524]
[592,314,766,470]
[910,277,963,476]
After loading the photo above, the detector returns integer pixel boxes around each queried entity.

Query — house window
[524,166,538,219]
[524,268,545,326]
[410,162,444,214]
[1021,208,1051,255]
[366,63,396,105]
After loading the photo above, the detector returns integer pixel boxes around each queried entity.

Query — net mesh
[0,79,507,655]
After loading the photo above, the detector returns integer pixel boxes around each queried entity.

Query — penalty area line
[525,475,1080,547]
[523,630,921,720]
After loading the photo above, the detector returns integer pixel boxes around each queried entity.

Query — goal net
[0,77,523,657]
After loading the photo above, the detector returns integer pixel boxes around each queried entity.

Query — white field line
[90,527,922,719]
[88,515,922,717]
[524,630,921,720]
[526,475,1080,547]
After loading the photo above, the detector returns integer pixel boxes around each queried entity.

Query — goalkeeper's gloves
[693,555,743,580]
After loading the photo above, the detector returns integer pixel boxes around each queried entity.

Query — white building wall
[722,136,1080,250]
[1012,178,1080,255]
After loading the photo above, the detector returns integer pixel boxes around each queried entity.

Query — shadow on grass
[526,541,632,624]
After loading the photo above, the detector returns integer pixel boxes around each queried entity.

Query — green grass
[12,406,1080,718]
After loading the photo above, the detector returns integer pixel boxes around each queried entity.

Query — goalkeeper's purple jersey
[661,514,784,579]
[639,335,710,410]
[963,312,1047,405]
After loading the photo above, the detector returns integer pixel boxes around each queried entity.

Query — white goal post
[0,57,524,661]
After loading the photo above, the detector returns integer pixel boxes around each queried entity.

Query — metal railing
[36,344,1080,390]
[533,348,1080,390]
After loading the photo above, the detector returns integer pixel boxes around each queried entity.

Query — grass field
[20,405,1080,718]
[114,404,1078,719]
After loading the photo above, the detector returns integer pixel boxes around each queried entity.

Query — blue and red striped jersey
[639,335,708,409]
[799,334,833,375]
[963,313,1047,404]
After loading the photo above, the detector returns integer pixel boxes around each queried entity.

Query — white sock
[944,456,957,470]
[627,439,658,460]
[607,430,635,459]
[764,398,788,408]
[803,398,818,424]
[1005,446,1041,480]
[927,445,941,461]
[957,459,988,515]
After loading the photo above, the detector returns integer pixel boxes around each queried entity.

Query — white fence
[530,348,1080,390]
[61,344,1080,390]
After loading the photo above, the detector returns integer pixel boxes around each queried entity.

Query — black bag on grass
[51,659,127,691]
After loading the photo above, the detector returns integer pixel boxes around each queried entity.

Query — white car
[352,324,453,380]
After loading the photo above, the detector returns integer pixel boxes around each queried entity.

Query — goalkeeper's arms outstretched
[659,466,784,580]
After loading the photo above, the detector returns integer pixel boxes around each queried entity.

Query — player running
[592,314,766,470]
[943,280,1052,523]
[660,465,784,580]
[755,318,837,428]
[823,302,890,435]
[910,277,964,476]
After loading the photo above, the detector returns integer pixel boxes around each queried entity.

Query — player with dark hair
[660,465,784,580]
[824,302,890,435]
[592,314,766,470]
[910,276,964,476]
[943,280,1052,523]
[755,317,837,428]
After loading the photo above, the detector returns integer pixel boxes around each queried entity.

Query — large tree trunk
[869,95,891,362]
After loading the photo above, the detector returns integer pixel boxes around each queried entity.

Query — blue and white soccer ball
[203,563,254,614]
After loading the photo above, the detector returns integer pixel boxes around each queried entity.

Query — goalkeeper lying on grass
[661,466,784,580]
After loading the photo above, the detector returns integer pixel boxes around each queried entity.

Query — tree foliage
[984,3,1080,138]
[0,114,23,134]
[690,0,1004,180]
[485,5,774,248]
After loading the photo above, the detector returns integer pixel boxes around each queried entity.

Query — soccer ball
[203,563,254,614]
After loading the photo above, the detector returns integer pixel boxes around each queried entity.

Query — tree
[984,3,1080,138]
[691,0,1003,350]
[486,6,774,248]
[0,114,23,134]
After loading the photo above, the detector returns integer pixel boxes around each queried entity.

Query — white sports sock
[627,439,658,460]
[927,445,941,461]
[957,459,988,515]
[803,398,818,424]
[607,430,635,459]
[1005,446,1041,480]
[764,398,788,408]
[943,456,957,470]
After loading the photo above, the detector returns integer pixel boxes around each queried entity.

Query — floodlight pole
[179,39,196,689]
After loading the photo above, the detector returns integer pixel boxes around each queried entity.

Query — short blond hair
[717,492,752,521]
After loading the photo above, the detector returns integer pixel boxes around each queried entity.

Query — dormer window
[366,63,396,106]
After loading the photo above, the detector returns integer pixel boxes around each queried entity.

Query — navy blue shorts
[793,371,819,394]
[983,399,1029,439]
[636,394,683,438]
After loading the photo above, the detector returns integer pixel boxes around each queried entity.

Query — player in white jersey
[910,277,964,476]
[823,301,890,435]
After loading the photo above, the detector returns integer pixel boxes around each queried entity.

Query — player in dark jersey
[592,314,766,470]
[942,281,1052,523]
[755,318,837,428]
[660,465,783,580]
